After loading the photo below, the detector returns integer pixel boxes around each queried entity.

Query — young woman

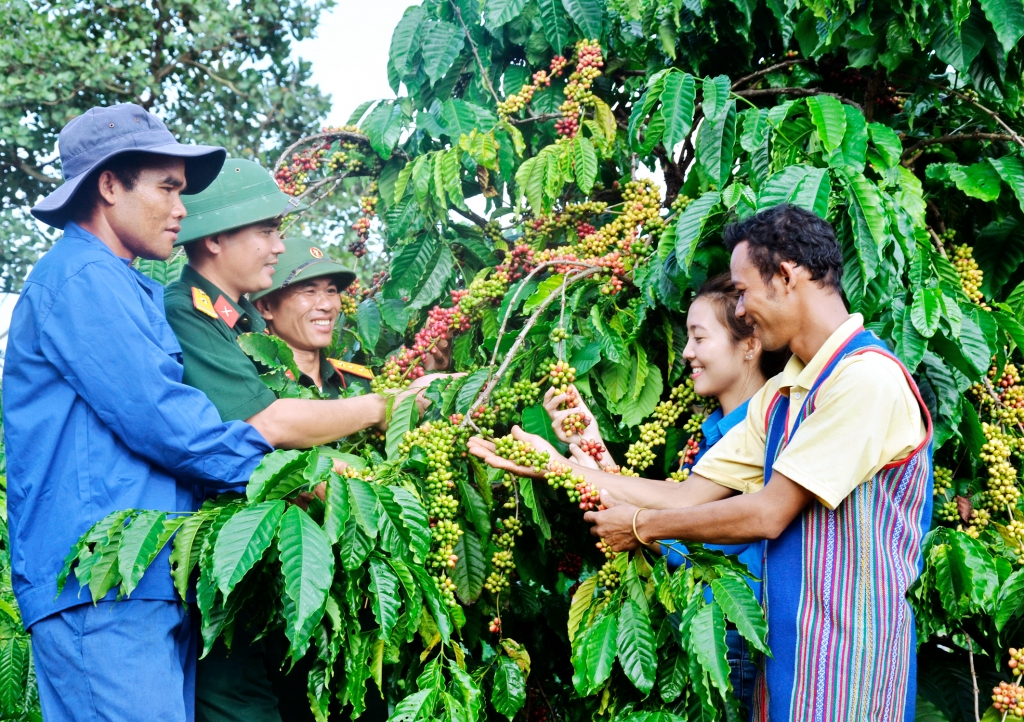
[543,273,788,714]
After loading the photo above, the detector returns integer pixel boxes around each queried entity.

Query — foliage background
[8,0,1024,720]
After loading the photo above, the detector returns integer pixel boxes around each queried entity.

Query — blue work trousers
[30,600,196,722]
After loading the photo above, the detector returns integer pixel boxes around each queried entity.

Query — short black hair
[72,151,166,222]
[722,204,843,294]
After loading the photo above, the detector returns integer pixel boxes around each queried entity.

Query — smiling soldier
[251,238,451,397]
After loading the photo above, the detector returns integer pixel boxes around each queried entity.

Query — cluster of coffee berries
[547,361,576,392]
[488,616,502,634]
[492,380,542,423]
[275,126,365,196]
[937,500,961,523]
[1009,647,1024,677]
[550,326,569,343]
[556,40,604,139]
[470,404,498,435]
[484,515,523,595]
[948,236,985,305]
[991,365,1024,427]
[670,194,694,213]
[545,461,600,510]
[543,180,663,264]
[595,559,620,597]
[561,411,590,436]
[991,680,1024,717]
[372,300,472,391]
[623,379,716,473]
[981,422,1021,507]
[495,435,551,470]
[400,420,470,607]
[933,465,953,497]
[497,56,568,120]
[578,438,606,462]
[557,552,583,578]
[959,504,992,539]
[373,243,539,391]
[338,293,358,318]
[347,190,378,258]
[1004,518,1024,559]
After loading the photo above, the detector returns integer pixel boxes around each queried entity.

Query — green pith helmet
[250,238,356,301]
[175,158,304,246]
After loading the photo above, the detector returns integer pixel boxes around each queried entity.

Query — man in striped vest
[574,204,933,720]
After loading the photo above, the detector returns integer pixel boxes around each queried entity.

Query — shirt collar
[63,222,131,267]
[778,313,864,395]
[700,399,750,446]
[179,264,265,333]
[298,353,337,388]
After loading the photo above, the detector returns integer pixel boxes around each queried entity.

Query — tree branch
[508,112,562,125]
[449,0,501,107]
[0,156,60,185]
[452,207,489,228]
[901,132,1017,163]
[180,59,250,99]
[898,76,1024,149]
[462,264,602,424]
[273,131,374,173]
[734,87,862,111]
[731,59,807,90]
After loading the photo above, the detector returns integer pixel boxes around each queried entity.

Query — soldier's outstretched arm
[246,384,429,448]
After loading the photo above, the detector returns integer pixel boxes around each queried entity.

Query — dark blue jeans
[726,628,758,718]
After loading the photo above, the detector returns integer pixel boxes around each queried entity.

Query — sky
[293,0,413,128]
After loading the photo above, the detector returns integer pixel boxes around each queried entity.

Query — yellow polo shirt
[692,314,927,509]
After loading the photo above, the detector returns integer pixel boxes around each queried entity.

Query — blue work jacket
[662,401,765,603]
[3,223,272,628]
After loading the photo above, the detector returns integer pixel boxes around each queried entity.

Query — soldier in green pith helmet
[162,158,439,722]
[250,238,451,398]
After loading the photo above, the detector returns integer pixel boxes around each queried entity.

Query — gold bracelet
[632,507,651,546]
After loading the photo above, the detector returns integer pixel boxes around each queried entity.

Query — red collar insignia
[213,295,239,328]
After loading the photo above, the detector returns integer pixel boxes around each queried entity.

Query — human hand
[582,491,643,552]
[332,458,349,475]
[409,371,465,389]
[375,386,430,430]
[293,482,327,511]
[567,443,600,470]
[543,386,584,444]
[423,336,453,372]
[467,425,558,480]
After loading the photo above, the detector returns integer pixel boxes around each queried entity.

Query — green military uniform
[163,160,373,722]
[165,264,278,420]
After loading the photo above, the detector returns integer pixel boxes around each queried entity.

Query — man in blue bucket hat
[3,104,275,722]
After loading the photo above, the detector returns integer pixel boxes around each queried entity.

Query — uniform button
[792,392,801,400]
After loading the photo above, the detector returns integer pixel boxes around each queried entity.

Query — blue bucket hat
[31,104,226,229]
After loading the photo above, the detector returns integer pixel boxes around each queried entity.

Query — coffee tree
[55,0,1024,720]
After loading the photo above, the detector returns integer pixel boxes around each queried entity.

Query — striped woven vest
[750,328,933,722]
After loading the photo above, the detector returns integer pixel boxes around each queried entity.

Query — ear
[253,298,272,320]
[95,170,121,205]
[202,235,222,257]
[778,261,800,291]
[743,335,761,360]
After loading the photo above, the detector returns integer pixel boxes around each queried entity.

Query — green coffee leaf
[279,506,334,657]
[118,511,180,598]
[806,95,847,155]
[709,575,769,654]
[689,603,730,695]
[660,72,696,151]
[675,191,721,269]
[492,656,527,720]
[616,599,657,693]
[452,527,486,604]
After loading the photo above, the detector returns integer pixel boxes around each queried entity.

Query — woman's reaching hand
[467,425,565,479]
